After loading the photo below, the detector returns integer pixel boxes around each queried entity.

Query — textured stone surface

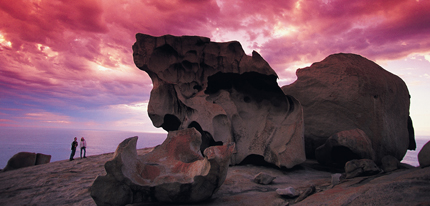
[295,185,315,203]
[418,140,430,168]
[253,172,276,185]
[331,173,343,186]
[345,159,381,179]
[295,166,430,206]
[132,33,305,168]
[35,153,52,165]
[3,152,51,172]
[0,150,429,206]
[90,128,235,205]
[381,155,399,172]
[282,53,415,163]
[315,128,375,167]
[276,187,299,197]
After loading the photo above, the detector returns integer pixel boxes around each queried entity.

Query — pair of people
[70,137,87,161]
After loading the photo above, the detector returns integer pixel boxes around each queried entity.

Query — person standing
[80,137,87,158]
[70,137,78,161]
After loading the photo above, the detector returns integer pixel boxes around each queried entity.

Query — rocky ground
[1,148,429,206]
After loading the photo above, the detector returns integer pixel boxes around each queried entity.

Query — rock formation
[276,187,300,197]
[3,152,51,172]
[132,33,305,168]
[315,128,375,167]
[344,159,381,179]
[380,155,399,172]
[282,53,415,164]
[418,140,430,168]
[1,145,429,206]
[253,172,276,185]
[90,128,235,205]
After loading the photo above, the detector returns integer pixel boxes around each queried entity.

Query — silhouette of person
[70,137,78,161]
[80,137,87,158]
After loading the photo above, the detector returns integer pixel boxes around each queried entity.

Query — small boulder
[381,155,399,172]
[276,187,299,197]
[3,152,52,172]
[345,159,381,179]
[331,173,343,186]
[35,153,52,165]
[253,172,276,185]
[3,152,37,172]
[418,140,430,168]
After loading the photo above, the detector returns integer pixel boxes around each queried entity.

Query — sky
[0,0,429,136]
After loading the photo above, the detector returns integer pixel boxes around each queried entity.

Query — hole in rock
[205,72,279,93]
[193,84,202,91]
[239,154,279,169]
[161,114,181,131]
[331,146,361,167]
[205,72,284,104]
[188,121,223,155]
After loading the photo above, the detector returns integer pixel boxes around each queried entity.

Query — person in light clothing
[80,137,87,158]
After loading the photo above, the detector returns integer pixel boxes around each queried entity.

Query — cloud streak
[0,0,429,133]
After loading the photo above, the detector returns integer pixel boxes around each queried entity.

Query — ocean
[0,127,428,169]
[0,127,167,169]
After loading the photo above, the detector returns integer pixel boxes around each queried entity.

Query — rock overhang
[132,33,306,168]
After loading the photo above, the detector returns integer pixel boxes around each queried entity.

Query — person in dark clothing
[70,137,78,161]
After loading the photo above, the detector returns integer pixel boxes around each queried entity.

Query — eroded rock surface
[132,33,305,168]
[282,53,415,164]
[90,128,235,205]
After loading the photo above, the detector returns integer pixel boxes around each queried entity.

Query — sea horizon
[0,127,428,169]
[0,127,167,169]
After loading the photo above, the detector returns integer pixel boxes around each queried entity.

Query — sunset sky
[0,0,429,136]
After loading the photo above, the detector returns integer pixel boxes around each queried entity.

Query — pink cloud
[0,0,429,131]
[0,0,107,49]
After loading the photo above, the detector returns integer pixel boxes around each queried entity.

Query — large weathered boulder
[132,33,305,168]
[3,152,51,172]
[282,53,415,164]
[315,128,376,167]
[90,128,235,205]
